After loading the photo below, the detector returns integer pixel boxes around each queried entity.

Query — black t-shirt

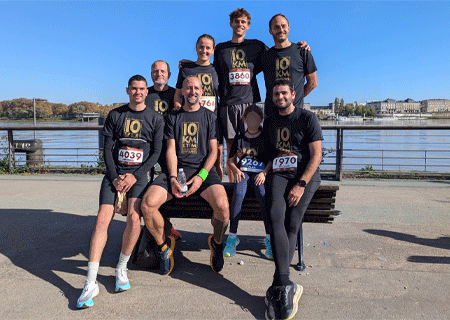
[175,63,220,113]
[262,43,317,117]
[145,86,176,117]
[102,104,164,178]
[229,132,266,169]
[213,39,267,107]
[164,107,217,170]
[263,108,323,178]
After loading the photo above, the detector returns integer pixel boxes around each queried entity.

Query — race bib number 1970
[273,154,298,173]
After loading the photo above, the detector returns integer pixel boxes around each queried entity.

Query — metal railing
[2,124,450,180]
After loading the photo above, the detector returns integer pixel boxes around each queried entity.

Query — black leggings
[265,173,320,283]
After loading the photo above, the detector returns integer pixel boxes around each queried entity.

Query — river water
[1,119,450,172]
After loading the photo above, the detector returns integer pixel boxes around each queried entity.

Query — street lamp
[33,98,47,139]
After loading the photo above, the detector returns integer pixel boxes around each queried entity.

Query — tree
[334,97,339,114]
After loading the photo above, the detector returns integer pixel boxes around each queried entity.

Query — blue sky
[1,1,449,107]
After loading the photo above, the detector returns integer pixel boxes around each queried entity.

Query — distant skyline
[1,1,449,107]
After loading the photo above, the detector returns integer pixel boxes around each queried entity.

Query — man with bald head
[141,76,229,276]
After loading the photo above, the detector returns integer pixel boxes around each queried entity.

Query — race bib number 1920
[118,147,143,166]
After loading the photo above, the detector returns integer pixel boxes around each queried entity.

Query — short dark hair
[128,75,147,87]
[243,104,264,119]
[269,13,289,28]
[196,34,215,49]
[229,8,251,24]
[273,79,294,93]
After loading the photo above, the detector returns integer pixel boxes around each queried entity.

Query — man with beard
[77,75,164,308]
[262,14,318,118]
[263,79,323,320]
[141,76,229,275]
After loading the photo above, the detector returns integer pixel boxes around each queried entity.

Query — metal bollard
[12,139,44,167]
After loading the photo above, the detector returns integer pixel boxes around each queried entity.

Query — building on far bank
[421,99,450,113]
[367,98,421,114]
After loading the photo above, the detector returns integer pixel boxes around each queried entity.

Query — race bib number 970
[273,154,298,173]
[229,69,251,85]
[240,157,265,173]
[118,147,143,166]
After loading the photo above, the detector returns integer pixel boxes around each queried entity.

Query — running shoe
[170,226,182,240]
[208,235,224,272]
[265,282,303,320]
[265,237,274,260]
[264,285,276,320]
[115,268,130,292]
[223,235,240,257]
[76,281,99,309]
[158,236,175,275]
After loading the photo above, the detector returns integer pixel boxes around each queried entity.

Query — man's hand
[287,183,305,207]
[185,175,203,197]
[112,176,124,192]
[117,173,137,193]
[297,41,311,51]
[170,177,184,198]
[178,59,193,69]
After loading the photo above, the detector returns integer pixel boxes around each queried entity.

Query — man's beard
[186,96,200,105]
[276,100,291,110]
[154,80,167,86]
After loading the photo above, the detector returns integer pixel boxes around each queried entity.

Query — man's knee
[94,205,114,229]
[212,195,230,221]
[141,186,166,217]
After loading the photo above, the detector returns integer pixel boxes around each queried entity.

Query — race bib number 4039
[229,69,250,85]
[273,154,297,173]
[118,147,143,166]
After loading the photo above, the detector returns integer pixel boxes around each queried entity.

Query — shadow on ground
[0,209,269,317]
[364,228,450,264]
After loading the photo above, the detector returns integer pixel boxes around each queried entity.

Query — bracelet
[168,175,177,182]
[197,168,209,181]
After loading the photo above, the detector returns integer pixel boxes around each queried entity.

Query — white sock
[86,262,99,283]
[228,233,237,239]
[116,252,130,270]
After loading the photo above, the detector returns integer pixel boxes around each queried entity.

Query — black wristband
[168,175,177,181]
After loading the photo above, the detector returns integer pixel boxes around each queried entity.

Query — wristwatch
[297,180,307,188]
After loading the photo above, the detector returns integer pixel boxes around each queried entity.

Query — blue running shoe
[77,281,99,309]
[159,236,175,275]
[115,268,130,292]
[265,237,274,260]
[224,235,240,257]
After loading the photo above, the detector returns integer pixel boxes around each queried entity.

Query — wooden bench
[159,182,340,271]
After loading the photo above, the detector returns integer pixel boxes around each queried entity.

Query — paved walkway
[0,174,449,319]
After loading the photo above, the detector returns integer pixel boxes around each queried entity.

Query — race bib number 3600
[229,69,250,85]
[118,147,143,166]
[273,154,298,173]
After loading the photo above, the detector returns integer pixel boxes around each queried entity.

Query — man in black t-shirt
[141,76,230,275]
[145,60,176,117]
[263,79,323,320]
[77,75,164,309]
[262,14,318,118]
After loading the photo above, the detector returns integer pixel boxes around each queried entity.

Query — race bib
[240,157,265,173]
[118,147,143,165]
[200,96,216,112]
[273,154,298,173]
[229,69,251,85]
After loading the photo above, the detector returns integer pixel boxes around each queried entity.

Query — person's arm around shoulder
[287,140,322,207]
[304,71,317,98]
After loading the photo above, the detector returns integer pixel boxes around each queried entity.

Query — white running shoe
[77,281,99,309]
[115,268,130,292]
